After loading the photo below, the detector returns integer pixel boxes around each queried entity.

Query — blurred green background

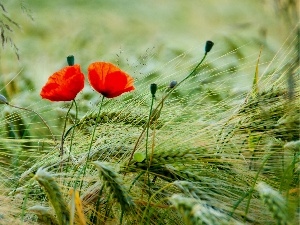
[0,2,298,224]
[1,0,297,82]
[0,0,298,136]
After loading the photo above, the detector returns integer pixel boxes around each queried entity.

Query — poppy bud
[205,40,214,53]
[0,94,8,104]
[150,83,157,97]
[169,80,177,88]
[67,55,75,66]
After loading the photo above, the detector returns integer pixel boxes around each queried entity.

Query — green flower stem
[175,52,207,88]
[145,95,155,166]
[145,94,155,200]
[63,123,81,139]
[66,100,78,171]
[79,95,105,191]
[127,52,207,166]
[60,100,74,157]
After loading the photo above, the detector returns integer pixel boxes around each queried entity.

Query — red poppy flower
[88,62,135,98]
[40,64,85,101]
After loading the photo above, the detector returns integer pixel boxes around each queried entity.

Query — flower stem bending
[65,100,78,172]
[60,100,74,157]
[79,96,105,191]
[127,51,208,167]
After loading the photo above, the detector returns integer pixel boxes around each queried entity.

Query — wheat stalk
[170,194,242,225]
[93,161,135,212]
[256,182,290,225]
[34,168,70,225]
[28,205,59,225]
[173,181,204,200]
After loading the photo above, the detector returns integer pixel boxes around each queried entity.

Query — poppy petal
[40,64,85,101]
[102,71,128,98]
[88,62,135,98]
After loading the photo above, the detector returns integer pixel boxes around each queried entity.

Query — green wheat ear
[34,168,70,225]
[173,181,202,200]
[256,182,290,225]
[92,161,135,212]
[28,205,59,225]
[169,194,242,225]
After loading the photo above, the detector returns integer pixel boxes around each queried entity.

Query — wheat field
[0,1,299,224]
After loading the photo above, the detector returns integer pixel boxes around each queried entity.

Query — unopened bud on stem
[169,80,177,88]
[67,55,75,66]
[205,40,214,53]
[150,83,157,98]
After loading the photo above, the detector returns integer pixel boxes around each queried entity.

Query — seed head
[205,40,214,53]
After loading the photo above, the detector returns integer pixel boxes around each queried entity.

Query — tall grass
[0,1,299,224]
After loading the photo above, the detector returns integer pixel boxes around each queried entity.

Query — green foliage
[0,1,299,224]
